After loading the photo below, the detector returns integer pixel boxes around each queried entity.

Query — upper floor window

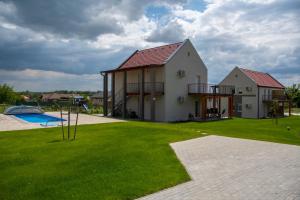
[245,86,252,92]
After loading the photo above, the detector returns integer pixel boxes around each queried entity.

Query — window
[187,52,190,56]
[177,70,185,78]
[237,87,242,94]
[245,86,252,92]
[245,104,252,109]
[237,104,242,112]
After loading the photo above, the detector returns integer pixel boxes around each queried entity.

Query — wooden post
[218,96,221,117]
[67,107,70,140]
[139,68,145,120]
[212,86,216,109]
[103,73,108,116]
[201,96,207,120]
[150,68,155,121]
[289,101,291,116]
[122,71,127,118]
[60,107,64,140]
[228,96,233,118]
[73,105,79,140]
[111,72,115,117]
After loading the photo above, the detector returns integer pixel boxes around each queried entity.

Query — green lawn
[1,117,300,200]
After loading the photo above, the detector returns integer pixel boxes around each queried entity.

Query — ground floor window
[237,103,242,112]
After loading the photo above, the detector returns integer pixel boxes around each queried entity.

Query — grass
[1,117,300,200]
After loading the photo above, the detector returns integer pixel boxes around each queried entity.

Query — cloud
[0,69,101,91]
[0,0,123,40]
[0,0,299,91]
[146,20,185,43]
[169,0,300,84]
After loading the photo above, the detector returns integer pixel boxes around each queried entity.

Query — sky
[0,0,299,92]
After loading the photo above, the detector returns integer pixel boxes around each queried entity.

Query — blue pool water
[14,113,66,123]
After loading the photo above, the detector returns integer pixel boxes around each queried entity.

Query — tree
[285,84,300,107]
[270,101,280,125]
[0,84,20,104]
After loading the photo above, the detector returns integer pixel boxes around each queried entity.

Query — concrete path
[0,112,125,131]
[139,136,300,200]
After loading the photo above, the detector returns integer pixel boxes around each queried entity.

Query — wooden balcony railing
[188,83,235,95]
[127,82,164,94]
[262,95,287,101]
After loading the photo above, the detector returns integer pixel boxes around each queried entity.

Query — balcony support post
[228,96,233,118]
[139,68,145,120]
[111,72,115,117]
[150,68,156,121]
[122,71,127,118]
[218,96,221,117]
[103,72,108,116]
[201,96,207,120]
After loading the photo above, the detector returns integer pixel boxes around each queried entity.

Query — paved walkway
[0,112,124,131]
[139,136,300,200]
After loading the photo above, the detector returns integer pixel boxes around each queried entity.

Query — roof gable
[117,41,183,70]
[239,68,285,89]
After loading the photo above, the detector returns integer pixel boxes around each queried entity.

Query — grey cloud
[1,0,123,40]
[0,26,135,74]
[0,0,188,40]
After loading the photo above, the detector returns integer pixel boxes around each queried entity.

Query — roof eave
[100,64,164,74]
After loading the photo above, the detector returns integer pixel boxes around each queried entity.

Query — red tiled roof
[117,41,183,70]
[240,68,285,89]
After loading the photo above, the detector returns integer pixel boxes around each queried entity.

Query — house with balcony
[101,39,234,122]
[220,67,291,118]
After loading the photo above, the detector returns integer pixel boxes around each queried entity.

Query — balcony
[127,82,164,95]
[262,95,287,102]
[188,83,235,96]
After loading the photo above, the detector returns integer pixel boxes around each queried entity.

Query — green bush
[0,84,21,104]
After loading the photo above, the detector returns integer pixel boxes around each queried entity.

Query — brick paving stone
[138,136,300,200]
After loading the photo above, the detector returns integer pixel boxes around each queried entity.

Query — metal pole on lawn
[60,106,64,140]
[74,105,79,140]
[68,106,70,140]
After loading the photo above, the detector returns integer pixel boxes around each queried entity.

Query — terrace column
[139,68,145,120]
[218,96,221,116]
[150,68,156,121]
[228,96,233,118]
[122,71,127,118]
[111,72,115,117]
[103,73,108,116]
[201,96,207,120]
[213,86,216,109]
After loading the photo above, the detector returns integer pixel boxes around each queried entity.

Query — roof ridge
[238,66,285,89]
[265,73,285,88]
[239,67,267,74]
[138,41,183,52]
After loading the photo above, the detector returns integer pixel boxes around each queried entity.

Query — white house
[220,67,290,118]
[101,39,234,122]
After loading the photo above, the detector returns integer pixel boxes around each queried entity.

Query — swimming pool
[14,113,66,123]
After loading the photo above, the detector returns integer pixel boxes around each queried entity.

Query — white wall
[220,67,258,118]
[164,39,208,121]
